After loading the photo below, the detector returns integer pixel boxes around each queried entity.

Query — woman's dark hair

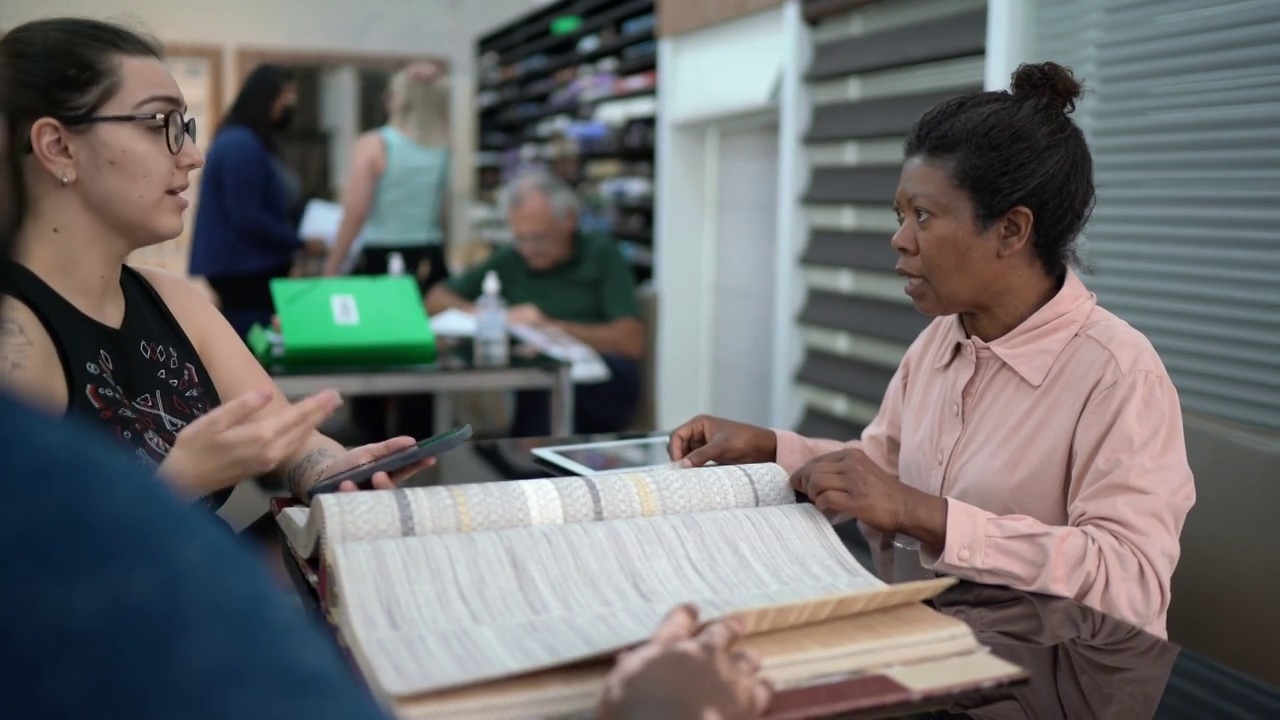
[0,18,162,292]
[904,61,1095,275]
[219,64,294,150]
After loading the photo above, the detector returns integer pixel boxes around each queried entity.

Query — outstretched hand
[161,387,342,497]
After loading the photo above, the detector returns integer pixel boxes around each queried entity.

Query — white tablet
[531,436,674,476]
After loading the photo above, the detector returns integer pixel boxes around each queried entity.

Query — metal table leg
[434,392,454,434]
[384,398,399,439]
[550,363,574,437]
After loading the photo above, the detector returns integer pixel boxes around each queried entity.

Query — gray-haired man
[426,171,645,436]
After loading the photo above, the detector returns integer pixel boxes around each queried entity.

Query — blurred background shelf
[474,0,658,285]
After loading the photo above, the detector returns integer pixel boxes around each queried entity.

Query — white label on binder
[330,293,360,326]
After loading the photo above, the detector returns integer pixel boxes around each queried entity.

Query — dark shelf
[617,51,657,76]
[477,0,658,280]
[615,229,653,244]
[578,30,655,66]
[480,0,657,91]
[495,86,656,126]
[501,0,651,66]
[485,38,657,94]
[615,198,653,211]
[582,146,653,160]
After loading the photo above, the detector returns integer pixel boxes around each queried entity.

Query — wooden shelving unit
[475,0,658,284]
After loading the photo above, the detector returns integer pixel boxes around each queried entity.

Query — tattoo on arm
[0,318,34,385]
[284,448,342,499]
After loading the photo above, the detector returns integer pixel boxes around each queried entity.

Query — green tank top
[361,126,449,248]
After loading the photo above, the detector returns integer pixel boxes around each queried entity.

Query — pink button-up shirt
[775,270,1196,637]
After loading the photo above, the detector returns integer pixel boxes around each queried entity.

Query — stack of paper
[426,310,612,384]
[299,198,363,274]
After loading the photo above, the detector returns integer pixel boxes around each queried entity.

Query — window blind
[1034,0,1280,429]
[794,0,987,439]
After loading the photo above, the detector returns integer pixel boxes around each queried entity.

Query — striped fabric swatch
[310,463,795,551]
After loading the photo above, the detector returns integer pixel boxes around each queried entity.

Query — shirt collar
[933,269,1097,387]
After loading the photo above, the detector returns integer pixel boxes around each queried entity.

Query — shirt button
[951,403,960,417]
[936,450,944,465]
[958,547,971,562]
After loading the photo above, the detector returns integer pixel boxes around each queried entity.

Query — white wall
[0,0,544,245]
[709,124,780,427]
[319,66,359,191]
[983,0,1035,90]
[654,3,808,430]
[771,2,812,430]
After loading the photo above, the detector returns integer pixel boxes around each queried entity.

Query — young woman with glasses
[0,18,429,515]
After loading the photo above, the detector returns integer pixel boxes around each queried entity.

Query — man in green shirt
[426,171,645,436]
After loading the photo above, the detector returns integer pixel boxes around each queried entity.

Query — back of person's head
[904,61,1095,275]
[386,63,448,146]
[221,63,296,148]
[0,17,202,250]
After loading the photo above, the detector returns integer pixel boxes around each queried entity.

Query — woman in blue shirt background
[190,64,314,339]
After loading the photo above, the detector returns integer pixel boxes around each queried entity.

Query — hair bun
[1010,62,1083,114]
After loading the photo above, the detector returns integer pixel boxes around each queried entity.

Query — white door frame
[653,2,812,431]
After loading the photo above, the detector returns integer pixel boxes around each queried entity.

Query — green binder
[266,276,436,367]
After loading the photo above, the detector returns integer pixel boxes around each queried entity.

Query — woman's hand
[320,254,344,277]
[159,387,343,497]
[789,447,948,549]
[599,606,772,719]
[302,436,437,498]
[668,415,777,468]
[507,303,547,327]
[302,237,329,257]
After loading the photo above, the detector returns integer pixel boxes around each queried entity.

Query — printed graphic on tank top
[84,341,211,464]
[5,263,231,511]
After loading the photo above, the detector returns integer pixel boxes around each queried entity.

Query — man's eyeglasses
[62,109,196,155]
[512,233,555,248]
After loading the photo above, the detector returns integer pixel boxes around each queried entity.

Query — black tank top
[5,263,231,512]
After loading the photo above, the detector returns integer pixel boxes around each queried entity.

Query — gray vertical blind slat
[803,0,886,24]
[807,9,987,79]
[801,230,897,273]
[798,291,930,345]
[805,87,980,142]
[1032,0,1280,429]
[804,166,902,204]
[797,352,897,404]
[795,1,985,434]
[796,409,867,441]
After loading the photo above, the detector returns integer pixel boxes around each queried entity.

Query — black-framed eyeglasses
[62,109,196,155]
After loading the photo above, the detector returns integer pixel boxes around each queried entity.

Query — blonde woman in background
[323,63,451,443]
[322,62,451,288]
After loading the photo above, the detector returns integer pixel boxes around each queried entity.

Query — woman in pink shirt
[670,62,1195,638]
